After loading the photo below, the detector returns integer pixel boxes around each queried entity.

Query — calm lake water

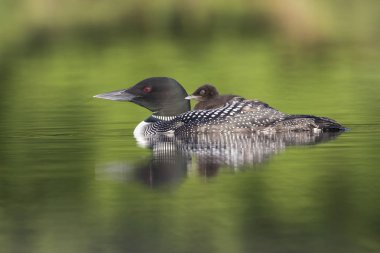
[1,39,380,253]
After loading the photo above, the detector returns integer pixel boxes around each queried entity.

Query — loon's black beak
[185,95,202,101]
[94,89,138,101]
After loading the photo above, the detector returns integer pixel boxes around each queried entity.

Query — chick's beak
[184,95,202,101]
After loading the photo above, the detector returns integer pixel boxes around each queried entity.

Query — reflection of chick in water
[134,151,188,188]
[197,158,221,178]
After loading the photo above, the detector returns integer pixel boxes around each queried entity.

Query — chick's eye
[199,90,206,95]
[143,86,152,93]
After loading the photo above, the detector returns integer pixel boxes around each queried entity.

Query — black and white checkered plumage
[141,98,343,135]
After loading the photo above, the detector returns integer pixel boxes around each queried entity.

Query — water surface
[1,40,380,253]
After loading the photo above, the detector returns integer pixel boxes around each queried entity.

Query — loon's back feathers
[143,98,344,135]
[94,77,345,135]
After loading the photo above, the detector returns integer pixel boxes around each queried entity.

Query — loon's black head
[185,84,219,102]
[94,77,190,116]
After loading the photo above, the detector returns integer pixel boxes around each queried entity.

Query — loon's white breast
[133,121,152,147]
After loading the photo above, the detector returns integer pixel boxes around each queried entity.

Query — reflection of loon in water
[96,131,342,188]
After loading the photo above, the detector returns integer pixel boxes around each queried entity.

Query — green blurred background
[1,0,380,47]
[1,0,379,123]
[1,1,380,253]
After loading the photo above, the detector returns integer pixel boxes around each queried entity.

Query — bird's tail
[285,115,345,132]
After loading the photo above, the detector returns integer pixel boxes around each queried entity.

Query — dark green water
[1,39,380,253]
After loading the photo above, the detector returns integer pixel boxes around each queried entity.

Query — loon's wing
[172,99,288,134]
[233,99,287,124]
[232,101,344,131]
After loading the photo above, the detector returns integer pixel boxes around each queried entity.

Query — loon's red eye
[143,86,152,93]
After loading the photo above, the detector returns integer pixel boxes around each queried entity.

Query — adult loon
[94,77,344,136]
[185,84,242,110]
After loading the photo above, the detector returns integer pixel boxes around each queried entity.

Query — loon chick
[94,77,344,136]
[185,84,242,110]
